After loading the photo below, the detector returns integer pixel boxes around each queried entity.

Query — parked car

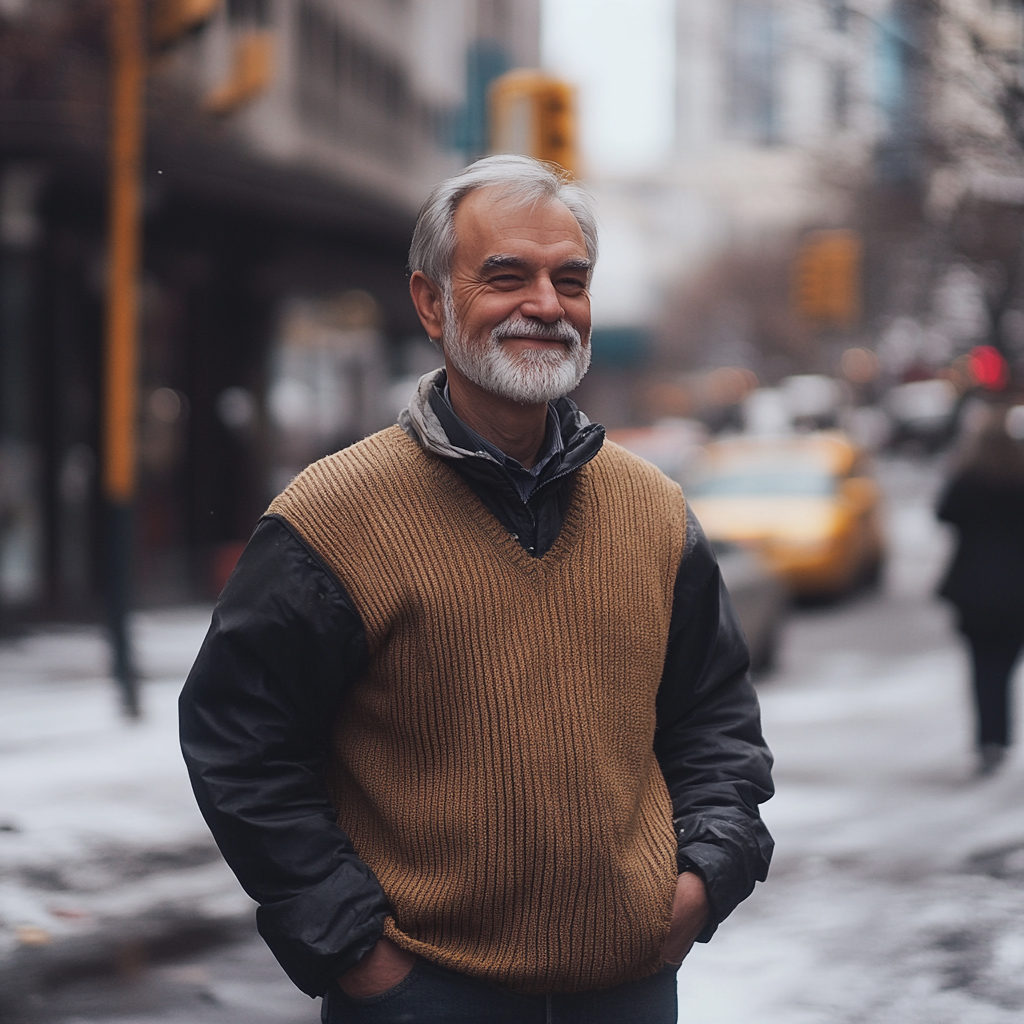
[609,423,788,669]
[713,540,787,672]
[884,378,957,451]
[684,432,884,598]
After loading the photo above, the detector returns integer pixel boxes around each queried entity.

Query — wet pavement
[8,933,316,1024]
[679,456,1024,1024]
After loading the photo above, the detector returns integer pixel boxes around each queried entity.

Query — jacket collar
[398,367,604,482]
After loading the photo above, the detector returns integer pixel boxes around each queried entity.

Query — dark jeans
[321,959,680,1024]
[964,628,1024,747]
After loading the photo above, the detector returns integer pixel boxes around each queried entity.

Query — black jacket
[179,382,774,997]
[937,472,1024,630]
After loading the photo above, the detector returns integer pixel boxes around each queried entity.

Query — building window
[826,0,850,32]
[228,0,271,26]
[295,0,433,159]
[832,64,849,130]
[728,0,778,145]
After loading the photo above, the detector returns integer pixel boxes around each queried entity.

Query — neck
[445,365,549,469]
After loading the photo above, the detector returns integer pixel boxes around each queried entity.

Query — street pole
[103,0,145,719]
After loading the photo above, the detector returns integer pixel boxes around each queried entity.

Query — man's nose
[519,275,565,322]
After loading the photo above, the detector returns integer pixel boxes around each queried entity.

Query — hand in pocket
[338,937,417,998]
[661,871,710,965]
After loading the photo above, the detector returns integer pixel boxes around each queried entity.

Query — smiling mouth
[490,316,582,347]
[499,339,573,352]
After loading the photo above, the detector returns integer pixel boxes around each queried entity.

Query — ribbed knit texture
[268,426,687,994]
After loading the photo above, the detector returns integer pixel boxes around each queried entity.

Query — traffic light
[489,70,578,175]
[203,30,275,115]
[792,229,862,327]
[150,0,221,49]
[151,0,273,115]
[969,345,1008,389]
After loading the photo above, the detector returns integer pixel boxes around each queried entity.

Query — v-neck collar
[400,429,592,574]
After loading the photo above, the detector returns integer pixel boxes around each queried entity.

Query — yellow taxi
[684,432,884,598]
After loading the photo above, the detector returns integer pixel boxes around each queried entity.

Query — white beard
[441,289,591,405]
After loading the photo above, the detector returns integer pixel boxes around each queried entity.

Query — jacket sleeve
[178,515,389,997]
[654,510,775,942]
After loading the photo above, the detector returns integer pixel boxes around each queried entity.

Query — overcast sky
[541,0,676,177]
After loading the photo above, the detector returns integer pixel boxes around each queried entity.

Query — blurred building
[672,0,922,244]
[0,0,539,622]
[578,0,919,422]
[602,0,919,298]
[905,0,1024,385]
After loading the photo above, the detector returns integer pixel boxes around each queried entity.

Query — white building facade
[588,0,909,336]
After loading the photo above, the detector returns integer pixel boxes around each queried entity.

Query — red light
[969,346,1008,390]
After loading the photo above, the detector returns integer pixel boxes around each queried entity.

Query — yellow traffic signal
[792,229,862,327]
[203,30,275,115]
[151,0,221,48]
[489,70,578,175]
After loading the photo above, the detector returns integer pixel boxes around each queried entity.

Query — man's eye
[557,279,586,291]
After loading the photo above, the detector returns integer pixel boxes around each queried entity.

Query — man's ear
[409,271,445,343]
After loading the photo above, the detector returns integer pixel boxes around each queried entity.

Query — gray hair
[408,155,599,287]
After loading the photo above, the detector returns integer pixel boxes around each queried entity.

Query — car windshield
[710,540,741,556]
[690,469,836,497]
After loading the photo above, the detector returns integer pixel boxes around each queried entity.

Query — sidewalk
[677,461,1024,1024]
[0,607,254,1010]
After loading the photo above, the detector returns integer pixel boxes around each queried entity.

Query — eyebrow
[480,254,593,273]
[481,254,527,271]
[560,258,593,272]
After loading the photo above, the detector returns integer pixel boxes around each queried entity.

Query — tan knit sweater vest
[268,426,688,994]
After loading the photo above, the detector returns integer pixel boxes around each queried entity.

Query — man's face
[442,186,593,404]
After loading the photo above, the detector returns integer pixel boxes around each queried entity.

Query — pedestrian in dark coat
[937,404,1024,775]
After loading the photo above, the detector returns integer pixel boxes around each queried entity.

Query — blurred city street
[0,455,1020,1023]
[679,456,1024,1024]
[3,1,1024,1022]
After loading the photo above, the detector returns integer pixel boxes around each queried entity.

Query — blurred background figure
[937,404,1024,776]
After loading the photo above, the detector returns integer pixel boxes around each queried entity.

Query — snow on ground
[0,607,251,962]
[678,458,1024,1023]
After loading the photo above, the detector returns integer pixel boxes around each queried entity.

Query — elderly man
[180,155,773,1024]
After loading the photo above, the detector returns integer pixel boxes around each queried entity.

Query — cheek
[463,297,521,332]
[564,297,591,331]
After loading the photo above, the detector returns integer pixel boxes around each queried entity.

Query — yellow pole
[103,0,145,717]
[105,0,143,503]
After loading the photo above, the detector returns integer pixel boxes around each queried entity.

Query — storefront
[0,157,420,626]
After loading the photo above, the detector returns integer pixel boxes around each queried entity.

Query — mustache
[490,316,582,347]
